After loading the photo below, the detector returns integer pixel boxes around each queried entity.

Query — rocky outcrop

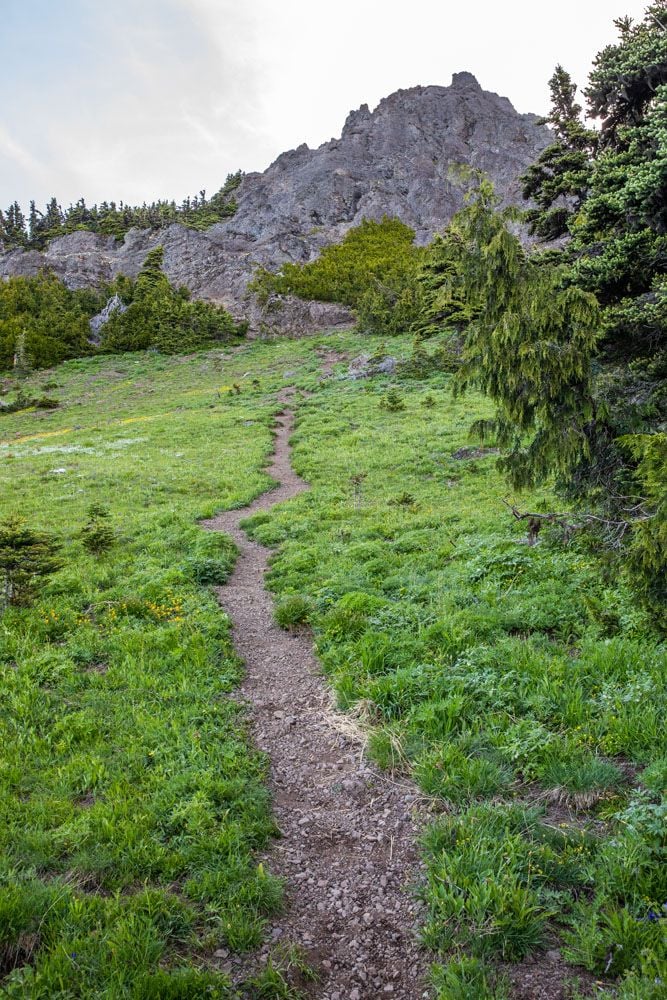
[0,74,550,330]
[248,296,355,338]
[89,293,127,339]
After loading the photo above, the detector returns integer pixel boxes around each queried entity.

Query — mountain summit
[0,74,550,324]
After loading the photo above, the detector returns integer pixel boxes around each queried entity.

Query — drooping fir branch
[442,176,601,491]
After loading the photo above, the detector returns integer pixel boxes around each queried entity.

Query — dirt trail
[203,386,430,999]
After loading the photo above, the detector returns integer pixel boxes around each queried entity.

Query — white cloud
[0,124,50,192]
[0,0,653,211]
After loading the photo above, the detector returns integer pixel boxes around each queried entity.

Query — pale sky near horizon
[0,0,653,212]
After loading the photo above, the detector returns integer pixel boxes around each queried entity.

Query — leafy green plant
[421,804,554,959]
[431,956,509,1000]
[562,904,666,979]
[415,744,513,803]
[274,594,312,629]
[538,754,625,807]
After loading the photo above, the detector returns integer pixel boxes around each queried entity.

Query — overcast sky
[1,0,652,211]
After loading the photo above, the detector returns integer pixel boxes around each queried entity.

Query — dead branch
[501,497,654,548]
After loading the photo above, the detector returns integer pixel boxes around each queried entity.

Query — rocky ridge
[0,73,550,330]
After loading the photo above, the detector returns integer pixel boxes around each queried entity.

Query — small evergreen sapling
[379,387,406,412]
[81,503,115,557]
[0,516,62,608]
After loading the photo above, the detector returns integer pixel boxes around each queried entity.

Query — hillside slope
[2,336,664,998]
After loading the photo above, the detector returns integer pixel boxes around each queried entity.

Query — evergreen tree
[135,245,170,298]
[447,6,666,614]
[521,66,595,240]
[0,516,62,608]
[0,273,92,370]
[586,4,667,139]
[28,201,41,242]
[1,202,28,247]
[1,171,244,251]
[42,197,64,239]
[100,246,244,355]
[251,217,423,337]
[81,504,115,556]
[444,179,600,489]
[412,232,476,338]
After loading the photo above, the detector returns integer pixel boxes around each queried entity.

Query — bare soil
[203,387,431,999]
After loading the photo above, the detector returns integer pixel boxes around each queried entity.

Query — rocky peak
[342,104,373,136]
[450,71,482,89]
[0,74,551,330]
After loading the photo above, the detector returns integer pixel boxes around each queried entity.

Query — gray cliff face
[0,74,550,328]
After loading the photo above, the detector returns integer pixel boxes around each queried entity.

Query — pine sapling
[0,516,62,608]
[81,504,115,557]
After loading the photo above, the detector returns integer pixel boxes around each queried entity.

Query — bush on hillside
[0,272,93,371]
[100,247,246,355]
[0,249,247,372]
[250,217,425,336]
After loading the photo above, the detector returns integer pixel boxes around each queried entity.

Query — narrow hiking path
[203,387,431,1000]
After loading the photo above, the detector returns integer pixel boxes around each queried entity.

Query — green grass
[273,595,312,630]
[1,330,665,997]
[0,341,327,997]
[240,332,667,998]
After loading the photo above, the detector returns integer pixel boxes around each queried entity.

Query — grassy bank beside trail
[0,341,326,998]
[244,333,667,1000]
[2,330,665,998]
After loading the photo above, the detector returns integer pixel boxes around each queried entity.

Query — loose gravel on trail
[203,386,431,999]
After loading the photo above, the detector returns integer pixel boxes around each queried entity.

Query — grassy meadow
[243,334,667,999]
[0,331,665,998]
[0,341,325,998]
